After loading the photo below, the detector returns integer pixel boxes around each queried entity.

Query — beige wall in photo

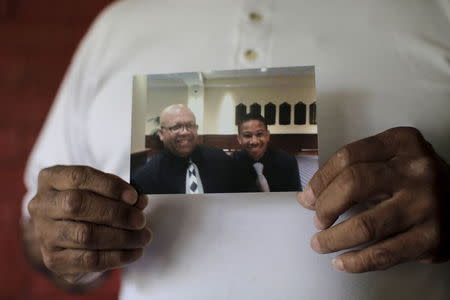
[137,72,317,147]
[145,86,189,135]
[131,75,147,153]
[203,75,317,135]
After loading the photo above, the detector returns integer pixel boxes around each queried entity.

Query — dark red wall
[0,1,120,299]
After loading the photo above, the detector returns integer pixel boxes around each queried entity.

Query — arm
[20,4,150,290]
[298,127,450,272]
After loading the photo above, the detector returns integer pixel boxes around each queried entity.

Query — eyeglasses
[161,123,199,133]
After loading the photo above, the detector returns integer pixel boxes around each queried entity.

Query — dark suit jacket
[132,145,235,194]
[232,148,301,192]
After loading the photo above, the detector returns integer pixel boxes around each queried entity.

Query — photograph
[130,66,318,195]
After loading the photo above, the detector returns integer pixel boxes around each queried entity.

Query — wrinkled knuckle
[38,167,53,182]
[62,190,83,216]
[336,147,351,168]
[313,170,327,190]
[98,205,114,223]
[369,247,394,270]
[341,166,359,193]
[70,166,90,188]
[315,233,331,252]
[349,253,368,273]
[28,196,39,216]
[81,251,100,270]
[354,216,377,241]
[99,174,118,195]
[42,252,58,271]
[75,223,94,247]
[41,237,55,250]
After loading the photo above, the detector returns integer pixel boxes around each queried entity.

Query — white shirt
[22,0,450,299]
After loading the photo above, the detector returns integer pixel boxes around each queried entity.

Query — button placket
[235,0,274,68]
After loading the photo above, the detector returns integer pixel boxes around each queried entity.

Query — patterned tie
[253,162,270,192]
[187,161,199,194]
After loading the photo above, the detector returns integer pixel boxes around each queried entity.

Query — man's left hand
[298,127,450,273]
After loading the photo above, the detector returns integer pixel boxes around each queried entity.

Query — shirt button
[248,12,263,23]
[244,49,258,61]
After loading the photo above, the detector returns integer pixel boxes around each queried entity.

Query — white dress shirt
[22,0,450,299]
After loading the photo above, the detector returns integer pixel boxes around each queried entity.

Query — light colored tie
[253,162,270,192]
[187,161,199,194]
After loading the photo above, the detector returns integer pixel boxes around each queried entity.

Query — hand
[28,165,152,283]
[297,127,450,273]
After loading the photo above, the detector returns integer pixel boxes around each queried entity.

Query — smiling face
[158,105,198,157]
[237,119,270,161]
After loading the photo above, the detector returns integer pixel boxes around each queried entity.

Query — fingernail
[122,189,138,205]
[302,185,316,207]
[313,214,326,230]
[311,236,322,253]
[332,258,345,272]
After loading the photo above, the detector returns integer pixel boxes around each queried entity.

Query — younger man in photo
[233,113,301,192]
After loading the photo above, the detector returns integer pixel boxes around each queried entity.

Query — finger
[330,222,436,273]
[311,194,419,254]
[297,189,316,210]
[42,247,143,274]
[43,220,152,250]
[302,127,427,209]
[42,189,145,230]
[134,194,149,210]
[299,135,390,209]
[38,165,138,205]
[314,162,396,229]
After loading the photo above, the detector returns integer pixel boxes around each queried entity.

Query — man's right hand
[28,165,152,284]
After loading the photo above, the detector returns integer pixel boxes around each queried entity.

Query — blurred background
[0,1,120,299]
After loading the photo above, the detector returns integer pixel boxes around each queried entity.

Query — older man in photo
[132,104,234,194]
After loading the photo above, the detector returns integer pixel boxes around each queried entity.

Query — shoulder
[134,154,162,175]
[198,145,230,159]
[98,0,163,22]
[231,150,247,160]
[270,148,296,164]
[81,0,170,55]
